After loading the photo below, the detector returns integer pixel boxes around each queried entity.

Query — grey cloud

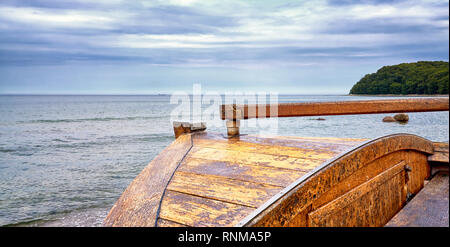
[327,0,404,6]
[319,17,448,34]
[0,0,447,67]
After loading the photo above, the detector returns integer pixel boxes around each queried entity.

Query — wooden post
[226,120,240,137]
[173,122,206,139]
[223,104,243,138]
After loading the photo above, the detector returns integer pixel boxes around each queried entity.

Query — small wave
[0,133,174,155]
[51,139,70,143]
[0,148,16,153]
[0,145,36,155]
[2,218,50,227]
[18,116,167,124]
[3,206,110,227]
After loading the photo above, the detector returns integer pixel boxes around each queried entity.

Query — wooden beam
[221,97,449,120]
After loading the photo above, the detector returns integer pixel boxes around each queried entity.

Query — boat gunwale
[154,135,194,226]
[103,133,194,227]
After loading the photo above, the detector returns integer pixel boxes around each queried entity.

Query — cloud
[0,0,448,93]
[0,6,117,29]
[0,0,125,9]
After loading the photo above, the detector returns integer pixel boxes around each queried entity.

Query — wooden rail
[221,97,449,120]
[220,97,449,137]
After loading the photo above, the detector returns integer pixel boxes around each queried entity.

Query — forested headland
[349,61,449,95]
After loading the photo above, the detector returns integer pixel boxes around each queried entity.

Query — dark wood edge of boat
[103,134,193,227]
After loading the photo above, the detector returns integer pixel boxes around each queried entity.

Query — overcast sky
[0,0,448,94]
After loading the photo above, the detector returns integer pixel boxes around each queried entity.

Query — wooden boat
[104,98,449,227]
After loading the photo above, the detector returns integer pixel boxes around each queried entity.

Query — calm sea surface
[0,95,448,226]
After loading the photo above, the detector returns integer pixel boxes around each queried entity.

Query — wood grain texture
[428,142,449,163]
[432,142,449,152]
[405,150,430,195]
[187,146,324,171]
[155,132,361,227]
[103,134,192,227]
[271,136,368,145]
[193,138,339,160]
[308,161,407,227]
[177,157,306,187]
[105,131,361,227]
[311,151,408,210]
[156,218,189,227]
[221,97,449,120]
[428,151,450,163]
[193,132,360,153]
[386,173,449,227]
[167,171,282,208]
[159,190,254,227]
[238,134,434,227]
[237,134,359,153]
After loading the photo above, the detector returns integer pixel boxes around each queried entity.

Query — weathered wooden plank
[432,142,449,152]
[285,204,312,227]
[287,150,428,226]
[193,132,358,153]
[385,173,449,227]
[308,162,407,227]
[193,138,339,160]
[159,190,254,227]
[238,134,433,227]
[236,135,358,153]
[188,146,324,171]
[312,151,408,210]
[428,151,449,163]
[167,171,282,208]
[286,152,411,226]
[178,157,306,187]
[156,218,188,227]
[103,134,192,227]
[406,151,430,195]
[199,133,367,145]
[221,98,449,120]
[270,136,368,146]
[428,143,449,167]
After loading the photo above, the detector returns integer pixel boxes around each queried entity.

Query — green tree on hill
[349,61,449,95]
